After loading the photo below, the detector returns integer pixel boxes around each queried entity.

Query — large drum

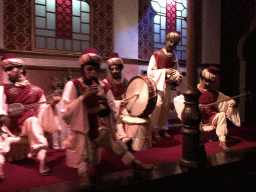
[122,116,152,151]
[125,76,157,117]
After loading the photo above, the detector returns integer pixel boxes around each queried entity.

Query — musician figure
[197,66,240,151]
[102,53,130,143]
[0,53,61,177]
[59,48,154,188]
[0,123,10,179]
[147,32,183,140]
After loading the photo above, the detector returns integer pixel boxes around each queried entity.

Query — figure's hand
[198,104,211,111]
[49,96,62,106]
[82,84,99,99]
[229,99,237,108]
[0,115,10,127]
[166,68,174,75]
[120,99,128,107]
[198,104,204,111]
[167,70,179,82]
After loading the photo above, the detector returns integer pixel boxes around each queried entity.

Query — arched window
[151,0,187,61]
[34,0,91,53]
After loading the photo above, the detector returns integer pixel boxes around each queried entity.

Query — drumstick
[117,92,139,117]
[125,92,140,101]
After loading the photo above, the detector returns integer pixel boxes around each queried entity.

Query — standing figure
[103,53,130,143]
[0,53,60,176]
[147,32,183,140]
[198,66,240,151]
[59,48,154,189]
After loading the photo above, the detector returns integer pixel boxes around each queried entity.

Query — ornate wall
[3,0,114,57]
[138,0,155,60]
[4,0,32,51]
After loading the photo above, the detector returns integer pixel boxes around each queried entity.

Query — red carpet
[1,123,256,192]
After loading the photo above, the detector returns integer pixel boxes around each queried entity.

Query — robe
[173,87,241,129]
[103,76,128,100]
[103,76,129,140]
[0,82,60,160]
[59,78,116,136]
[0,83,60,134]
[59,78,134,168]
[147,48,180,128]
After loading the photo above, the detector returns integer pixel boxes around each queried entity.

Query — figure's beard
[8,72,19,83]
[166,46,174,53]
[112,73,121,80]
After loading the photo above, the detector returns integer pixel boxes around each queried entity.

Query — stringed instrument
[200,88,254,108]
[7,89,62,117]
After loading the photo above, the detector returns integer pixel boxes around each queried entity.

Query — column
[179,0,205,168]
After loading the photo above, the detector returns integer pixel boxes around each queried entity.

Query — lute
[7,90,62,116]
[200,88,254,108]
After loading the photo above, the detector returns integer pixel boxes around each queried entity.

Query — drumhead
[125,76,157,117]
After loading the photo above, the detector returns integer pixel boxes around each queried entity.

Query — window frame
[151,0,187,64]
[31,0,93,54]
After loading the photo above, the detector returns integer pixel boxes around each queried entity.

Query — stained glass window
[34,0,91,52]
[151,0,187,61]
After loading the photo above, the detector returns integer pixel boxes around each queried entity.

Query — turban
[166,32,181,44]
[79,48,102,66]
[107,53,124,68]
[0,53,24,70]
[202,66,218,81]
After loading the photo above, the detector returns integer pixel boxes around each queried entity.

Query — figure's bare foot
[37,149,50,176]
[153,132,161,140]
[164,131,171,138]
[39,162,50,176]
[132,158,156,171]
[79,173,93,189]
[219,141,230,151]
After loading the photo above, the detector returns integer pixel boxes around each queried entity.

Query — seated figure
[102,53,130,143]
[174,66,240,151]
[0,53,60,177]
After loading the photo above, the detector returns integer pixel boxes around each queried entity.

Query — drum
[122,115,152,151]
[6,136,30,161]
[167,69,183,87]
[125,76,157,117]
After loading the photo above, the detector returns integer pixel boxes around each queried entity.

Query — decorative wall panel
[4,0,32,51]
[3,0,114,57]
[138,0,155,60]
[91,0,114,57]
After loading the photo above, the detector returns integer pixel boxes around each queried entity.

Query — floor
[20,146,256,191]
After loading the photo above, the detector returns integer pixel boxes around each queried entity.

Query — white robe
[147,50,180,128]
[174,92,241,129]
[0,85,60,158]
[59,80,116,135]
[59,79,135,168]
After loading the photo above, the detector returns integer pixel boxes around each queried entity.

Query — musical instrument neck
[201,92,247,107]
[23,99,53,110]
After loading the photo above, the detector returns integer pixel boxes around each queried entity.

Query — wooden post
[179,0,205,168]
